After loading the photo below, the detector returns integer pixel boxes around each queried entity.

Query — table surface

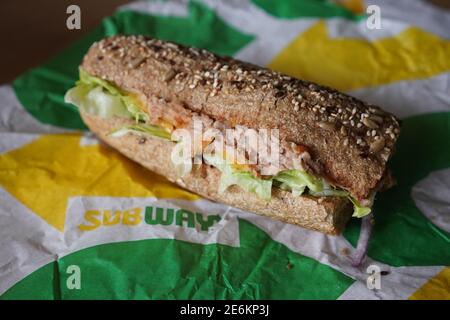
[0,0,448,84]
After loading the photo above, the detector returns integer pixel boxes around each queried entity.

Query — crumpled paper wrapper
[0,0,449,300]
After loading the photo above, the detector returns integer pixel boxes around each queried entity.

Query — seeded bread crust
[81,35,400,200]
[81,113,352,235]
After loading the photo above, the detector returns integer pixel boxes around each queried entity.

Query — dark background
[0,0,448,84]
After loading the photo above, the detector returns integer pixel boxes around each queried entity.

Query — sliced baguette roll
[81,112,353,235]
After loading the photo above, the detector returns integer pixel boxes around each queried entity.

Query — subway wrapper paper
[1,0,449,300]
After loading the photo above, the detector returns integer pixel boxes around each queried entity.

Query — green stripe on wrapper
[252,0,364,20]
[1,220,354,300]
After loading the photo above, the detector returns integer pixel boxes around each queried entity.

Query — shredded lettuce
[109,124,171,140]
[203,154,272,201]
[349,196,372,218]
[65,69,171,142]
[78,68,120,95]
[65,69,148,121]
[273,169,323,196]
[220,169,273,201]
[309,180,348,197]
[201,154,372,217]
[65,84,132,118]
[275,182,305,197]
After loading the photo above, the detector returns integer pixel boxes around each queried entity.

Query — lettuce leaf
[349,197,372,218]
[202,153,372,217]
[220,169,273,201]
[273,169,323,195]
[203,154,272,201]
[65,69,148,121]
[309,180,348,197]
[65,85,132,118]
[78,68,120,95]
[109,124,171,140]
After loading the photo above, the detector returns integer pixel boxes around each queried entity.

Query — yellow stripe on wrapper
[269,21,450,91]
[409,267,450,300]
[0,134,198,231]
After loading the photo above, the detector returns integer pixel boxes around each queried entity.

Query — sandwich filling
[65,69,372,217]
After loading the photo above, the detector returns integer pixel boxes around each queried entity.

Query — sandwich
[65,35,400,236]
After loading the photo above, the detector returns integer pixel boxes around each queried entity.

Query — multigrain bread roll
[65,35,400,235]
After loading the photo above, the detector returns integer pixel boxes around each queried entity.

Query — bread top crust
[81,35,400,199]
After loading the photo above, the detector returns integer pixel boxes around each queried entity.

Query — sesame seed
[369,107,383,115]
[189,47,199,56]
[318,121,334,131]
[370,115,383,124]
[166,42,178,49]
[362,118,379,129]
[370,138,385,153]
[163,69,177,82]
